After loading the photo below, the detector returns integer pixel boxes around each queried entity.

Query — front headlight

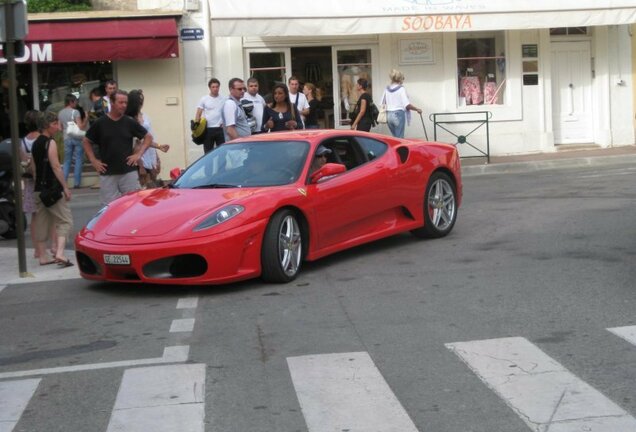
[193,204,244,232]
[86,206,108,230]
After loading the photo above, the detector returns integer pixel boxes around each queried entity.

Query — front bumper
[75,219,267,285]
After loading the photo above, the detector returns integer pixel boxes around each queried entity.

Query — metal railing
[429,111,492,163]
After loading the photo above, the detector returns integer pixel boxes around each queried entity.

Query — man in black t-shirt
[83,90,152,205]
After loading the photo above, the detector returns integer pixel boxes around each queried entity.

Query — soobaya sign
[401,14,472,32]
[0,43,52,64]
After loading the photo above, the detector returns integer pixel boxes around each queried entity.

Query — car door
[307,135,397,252]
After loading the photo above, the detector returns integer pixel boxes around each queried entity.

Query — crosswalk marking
[169,318,195,333]
[287,352,419,432]
[446,337,636,431]
[0,345,189,380]
[607,326,636,346]
[176,297,198,309]
[106,363,206,432]
[0,378,40,432]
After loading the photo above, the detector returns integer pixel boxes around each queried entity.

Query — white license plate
[104,254,131,265]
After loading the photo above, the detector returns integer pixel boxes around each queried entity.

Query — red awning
[1,17,179,63]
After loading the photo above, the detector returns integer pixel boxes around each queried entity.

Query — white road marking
[106,364,205,432]
[446,337,636,431]
[176,297,198,309]
[0,346,189,380]
[607,326,636,346]
[287,352,419,432]
[169,318,195,333]
[0,378,40,432]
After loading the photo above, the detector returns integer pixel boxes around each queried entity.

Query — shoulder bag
[38,138,63,208]
[67,110,86,139]
[376,91,388,124]
[20,138,35,179]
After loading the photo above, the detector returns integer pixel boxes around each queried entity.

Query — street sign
[0,0,28,42]
[180,28,204,41]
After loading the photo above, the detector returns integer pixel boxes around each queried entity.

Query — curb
[0,248,80,286]
[461,153,636,177]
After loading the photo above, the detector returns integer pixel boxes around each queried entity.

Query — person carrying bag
[32,111,74,267]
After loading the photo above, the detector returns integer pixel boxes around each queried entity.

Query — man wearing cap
[310,145,332,175]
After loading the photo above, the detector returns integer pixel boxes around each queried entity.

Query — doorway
[550,41,594,144]
[291,46,334,128]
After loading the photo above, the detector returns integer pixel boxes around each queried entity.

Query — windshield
[173,140,310,189]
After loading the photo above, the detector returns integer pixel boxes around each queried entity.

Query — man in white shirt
[288,76,310,129]
[241,77,266,134]
[195,78,225,153]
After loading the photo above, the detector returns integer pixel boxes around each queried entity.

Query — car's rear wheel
[261,209,303,283]
[411,171,457,239]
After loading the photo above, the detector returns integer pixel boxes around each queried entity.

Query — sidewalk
[0,248,80,288]
[1,144,635,288]
[461,144,636,176]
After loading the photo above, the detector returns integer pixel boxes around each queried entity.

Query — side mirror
[169,167,183,180]
[311,163,346,183]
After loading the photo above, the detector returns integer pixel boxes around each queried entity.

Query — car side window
[356,137,388,161]
[320,137,366,171]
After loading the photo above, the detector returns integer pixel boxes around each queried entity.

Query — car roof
[230,129,402,146]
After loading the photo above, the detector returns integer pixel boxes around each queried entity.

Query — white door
[551,41,593,144]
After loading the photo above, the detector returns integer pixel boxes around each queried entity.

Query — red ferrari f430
[75,130,462,285]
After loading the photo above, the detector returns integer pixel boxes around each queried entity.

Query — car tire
[261,209,303,283]
[411,171,458,239]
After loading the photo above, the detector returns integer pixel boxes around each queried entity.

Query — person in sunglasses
[222,78,252,141]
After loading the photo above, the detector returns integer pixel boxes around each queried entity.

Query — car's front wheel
[411,171,458,238]
[261,209,303,283]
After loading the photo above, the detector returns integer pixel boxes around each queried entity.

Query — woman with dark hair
[261,84,299,132]
[20,110,51,257]
[125,90,169,188]
[31,111,73,266]
[351,78,374,132]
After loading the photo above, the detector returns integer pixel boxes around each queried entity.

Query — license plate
[104,254,131,265]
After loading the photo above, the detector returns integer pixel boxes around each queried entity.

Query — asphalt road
[1,162,636,432]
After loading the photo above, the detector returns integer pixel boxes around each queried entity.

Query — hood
[102,187,258,238]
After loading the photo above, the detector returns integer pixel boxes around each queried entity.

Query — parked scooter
[0,138,26,239]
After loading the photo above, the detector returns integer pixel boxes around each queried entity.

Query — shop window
[549,27,588,36]
[38,62,113,112]
[337,49,372,127]
[456,31,506,106]
[248,52,286,104]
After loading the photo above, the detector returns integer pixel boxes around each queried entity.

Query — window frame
[442,31,522,121]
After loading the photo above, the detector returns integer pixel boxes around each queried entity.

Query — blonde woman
[382,69,422,138]
[302,82,322,129]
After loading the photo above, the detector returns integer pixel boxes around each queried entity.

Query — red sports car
[75,130,462,285]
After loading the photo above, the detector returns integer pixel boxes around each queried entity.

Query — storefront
[203,0,635,157]
[0,11,187,173]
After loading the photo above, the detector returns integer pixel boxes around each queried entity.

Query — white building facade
[178,0,635,163]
